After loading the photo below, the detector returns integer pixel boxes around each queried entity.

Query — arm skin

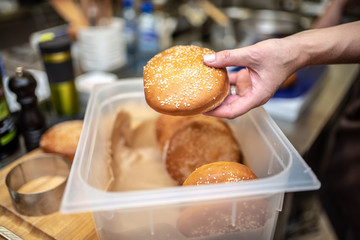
[312,0,348,28]
[203,20,360,119]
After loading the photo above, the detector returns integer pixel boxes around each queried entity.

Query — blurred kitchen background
[1,0,360,77]
[0,0,360,240]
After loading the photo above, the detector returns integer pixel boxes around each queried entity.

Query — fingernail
[203,54,215,63]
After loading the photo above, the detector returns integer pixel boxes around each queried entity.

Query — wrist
[281,34,310,72]
[284,28,335,67]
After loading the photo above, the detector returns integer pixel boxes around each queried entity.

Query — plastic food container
[61,79,320,240]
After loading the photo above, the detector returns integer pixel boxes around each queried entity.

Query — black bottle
[38,37,79,116]
[0,67,18,160]
[8,67,47,152]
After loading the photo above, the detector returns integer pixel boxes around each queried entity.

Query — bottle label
[138,31,159,53]
[0,98,17,146]
[50,81,79,116]
[124,23,137,45]
[0,116,17,146]
[0,97,9,120]
[0,126,16,146]
[43,52,71,64]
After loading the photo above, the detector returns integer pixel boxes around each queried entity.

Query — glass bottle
[0,67,18,160]
[38,37,79,116]
[136,1,159,73]
[122,0,137,65]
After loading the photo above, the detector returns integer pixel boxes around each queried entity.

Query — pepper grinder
[8,67,47,152]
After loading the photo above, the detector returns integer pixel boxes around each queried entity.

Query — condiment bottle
[122,0,137,65]
[0,67,18,160]
[136,1,159,74]
[8,67,46,152]
[38,37,79,116]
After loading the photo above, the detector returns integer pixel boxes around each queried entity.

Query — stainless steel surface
[273,64,359,240]
[5,153,70,216]
[219,7,312,49]
[240,9,303,35]
[273,64,359,155]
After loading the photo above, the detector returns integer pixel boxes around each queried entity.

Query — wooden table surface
[0,149,98,240]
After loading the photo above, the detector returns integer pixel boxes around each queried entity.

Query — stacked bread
[155,114,242,185]
[144,45,269,238]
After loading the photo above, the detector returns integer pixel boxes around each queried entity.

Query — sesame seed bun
[143,45,229,116]
[40,120,83,162]
[157,115,242,185]
[178,162,269,238]
[183,161,257,186]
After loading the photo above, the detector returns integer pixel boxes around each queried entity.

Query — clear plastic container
[61,79,320,240]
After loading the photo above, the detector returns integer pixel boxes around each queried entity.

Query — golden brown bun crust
[143,45,229,116]
[159,115,242,184]
[40,120,83,162]
[183,161,257,186]
[178,162,269,238]
[155,114,229,151]
[155,114,188,151]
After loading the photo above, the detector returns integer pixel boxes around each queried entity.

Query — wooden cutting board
[0,149,98,240]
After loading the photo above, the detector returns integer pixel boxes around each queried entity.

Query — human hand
[203,38,301,119]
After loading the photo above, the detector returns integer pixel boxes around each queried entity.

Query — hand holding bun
[143,45,229,116]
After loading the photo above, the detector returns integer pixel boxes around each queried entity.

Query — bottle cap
[8,67,38,106]
[38,37,71,54]
[123,0,133,7]
[141,1,154,13]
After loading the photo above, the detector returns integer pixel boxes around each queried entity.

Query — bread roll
[143,45,229,115]
[157,115,242,184]
[40,120,83,162]
[155,114,189,151]
[178,162,269,239]
[183,161,257,186]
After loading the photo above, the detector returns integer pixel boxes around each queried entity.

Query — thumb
[203,48,251,68]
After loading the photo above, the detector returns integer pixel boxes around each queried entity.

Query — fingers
[228,69,252,97]
[205,94,261,119]
[203,48,251,68]
[205,74,273,119]
[228,69,249,84]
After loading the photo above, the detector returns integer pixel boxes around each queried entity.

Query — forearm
[287,21,360,68]
[312,0,348,28]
